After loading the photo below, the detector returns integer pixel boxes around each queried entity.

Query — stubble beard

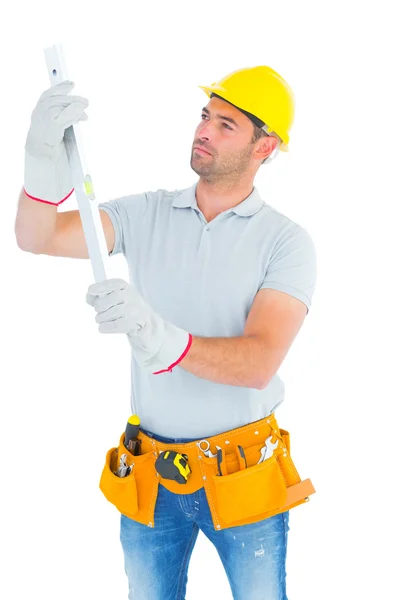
[190,144,254,186]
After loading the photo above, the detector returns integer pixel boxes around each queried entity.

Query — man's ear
[254,135,278,161]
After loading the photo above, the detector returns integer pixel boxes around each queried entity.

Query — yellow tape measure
[155,451,191,484]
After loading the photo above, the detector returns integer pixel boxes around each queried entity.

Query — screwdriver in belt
[124,414,141,455]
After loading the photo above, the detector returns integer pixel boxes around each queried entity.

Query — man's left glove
[86,278,192,374]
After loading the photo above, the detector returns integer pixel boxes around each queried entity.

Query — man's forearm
[178,335,267,389]
[15,187,58,251]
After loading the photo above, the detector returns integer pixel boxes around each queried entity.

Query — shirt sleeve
[98,192,147,257]
[259,225,318,314]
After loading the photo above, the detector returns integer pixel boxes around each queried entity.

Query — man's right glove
[24,80,89,205]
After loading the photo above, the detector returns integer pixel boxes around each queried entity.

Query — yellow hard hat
[199,66,295,152]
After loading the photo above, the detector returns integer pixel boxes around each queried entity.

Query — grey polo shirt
[98,181,317,438]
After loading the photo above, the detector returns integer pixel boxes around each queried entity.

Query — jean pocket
[212,455,287,523]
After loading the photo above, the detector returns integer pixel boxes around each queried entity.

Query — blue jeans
[120,429,290,600]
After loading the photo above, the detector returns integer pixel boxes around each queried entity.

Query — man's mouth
[194,147,211,155]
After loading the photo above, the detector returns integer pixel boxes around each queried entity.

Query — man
[16,65,317,599]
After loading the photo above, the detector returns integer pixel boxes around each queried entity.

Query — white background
[1,1,399,598]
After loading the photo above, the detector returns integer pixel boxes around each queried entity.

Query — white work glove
[86,278,192,374]
[24,80,88,205]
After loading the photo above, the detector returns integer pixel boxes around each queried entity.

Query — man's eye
[201,115,232,130]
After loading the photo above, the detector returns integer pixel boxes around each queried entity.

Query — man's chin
[191,154,213,170]
[190,159,202,174]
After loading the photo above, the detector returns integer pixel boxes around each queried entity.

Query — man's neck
[195,178,255,221]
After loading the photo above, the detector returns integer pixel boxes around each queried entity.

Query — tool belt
[99,413,315,531]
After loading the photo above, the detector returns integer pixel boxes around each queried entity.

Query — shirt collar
[172,181,264,217]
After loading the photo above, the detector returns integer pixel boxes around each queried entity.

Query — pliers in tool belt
[235,445,247,470]
[216,446,228,476]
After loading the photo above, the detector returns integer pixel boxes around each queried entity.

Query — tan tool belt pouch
[99,413,315,531]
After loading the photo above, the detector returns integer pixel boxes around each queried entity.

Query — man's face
[190,95,259,182]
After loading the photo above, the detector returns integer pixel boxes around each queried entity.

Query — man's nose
[198,119,214,138]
